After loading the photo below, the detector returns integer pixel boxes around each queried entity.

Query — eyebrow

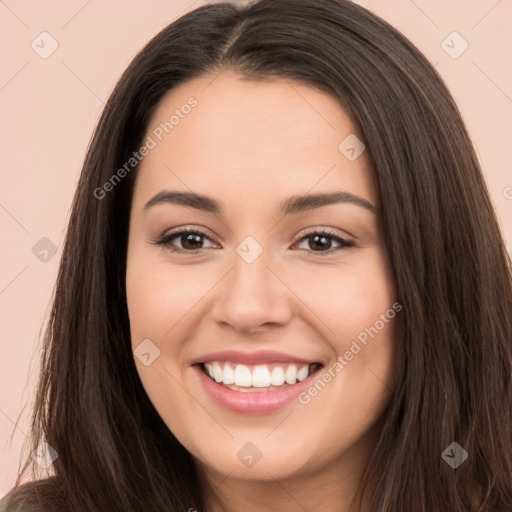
[143,190,379,215]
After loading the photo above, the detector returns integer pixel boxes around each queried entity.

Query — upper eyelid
[162,226,349,239]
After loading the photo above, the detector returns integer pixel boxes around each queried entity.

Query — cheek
[125,240,399,474]
[289,252,396,345]
[126,250,213,344]
[125,251,203,435]
[289,251,398,409]
[292,262,397,461]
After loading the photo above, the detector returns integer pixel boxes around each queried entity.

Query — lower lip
[193,364,320,414]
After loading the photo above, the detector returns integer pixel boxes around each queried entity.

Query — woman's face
[126,71,398,485]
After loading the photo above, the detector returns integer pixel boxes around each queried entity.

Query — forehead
[132,70,377,214]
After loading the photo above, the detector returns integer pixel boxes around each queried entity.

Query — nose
[210,249,293,334]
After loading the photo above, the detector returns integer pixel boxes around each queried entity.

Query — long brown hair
[2,0,511,510]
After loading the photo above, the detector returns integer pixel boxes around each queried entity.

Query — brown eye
[154,229,216,253]
[295,230,355,255]
[179,232,205,250]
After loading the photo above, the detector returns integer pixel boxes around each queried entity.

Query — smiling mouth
[199,361,323,392]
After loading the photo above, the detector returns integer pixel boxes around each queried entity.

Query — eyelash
[152,228,355,256]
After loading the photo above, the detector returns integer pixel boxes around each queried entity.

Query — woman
[2,0,511,510]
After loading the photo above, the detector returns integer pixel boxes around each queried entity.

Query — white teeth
[297,364,309,381]
[270,366,285,386]
[213,362,223,383]
[234,364,252,387]
[252,365,271,387]
[203,361,317,388]
[223,364,235,385]
[285,364,297,385]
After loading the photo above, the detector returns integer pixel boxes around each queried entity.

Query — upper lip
[190,350,322,366]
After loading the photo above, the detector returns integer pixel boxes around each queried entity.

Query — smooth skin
[126,70,398,512]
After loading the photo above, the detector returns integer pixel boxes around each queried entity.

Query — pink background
[1,0,511,493]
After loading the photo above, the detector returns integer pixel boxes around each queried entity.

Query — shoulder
[0,477,68,512]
